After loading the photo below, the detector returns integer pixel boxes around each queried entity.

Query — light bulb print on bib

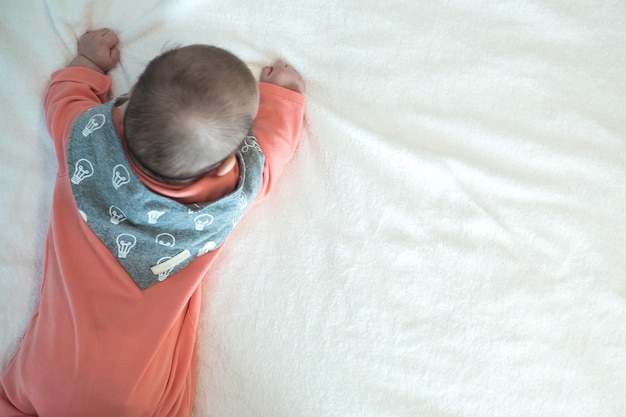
[112,164,131,189]
[116,234,137,259]
[82,114,106,137]
[72,159,94,184]
[109,206,127,225]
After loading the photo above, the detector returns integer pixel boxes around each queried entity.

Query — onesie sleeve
[44,67,113,158]
[253,82,306,200]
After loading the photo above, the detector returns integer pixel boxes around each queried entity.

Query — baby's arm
[45,29,120,154]
[253,61,306,199]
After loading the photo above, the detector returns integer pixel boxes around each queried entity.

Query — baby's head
[124,45,259,183]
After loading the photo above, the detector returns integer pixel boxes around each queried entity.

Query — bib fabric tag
[151,250,191,277]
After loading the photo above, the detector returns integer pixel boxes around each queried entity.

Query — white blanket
[1,1,625,416]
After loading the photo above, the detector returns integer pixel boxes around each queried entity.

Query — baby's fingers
[260,66,273,79]
[101,28,119,48]
[110,46,121,64]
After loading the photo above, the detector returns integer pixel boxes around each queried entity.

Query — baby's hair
[124,45,259,183]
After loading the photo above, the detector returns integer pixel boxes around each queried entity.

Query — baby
[0,28,305,416]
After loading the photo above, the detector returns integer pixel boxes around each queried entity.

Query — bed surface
[1,1,625,416]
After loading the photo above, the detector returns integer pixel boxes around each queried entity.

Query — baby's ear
[215,155,237,177]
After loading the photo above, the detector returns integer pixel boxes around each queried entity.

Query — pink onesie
[0,67,305,416]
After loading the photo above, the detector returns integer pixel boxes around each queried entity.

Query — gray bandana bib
[67,95,264,290]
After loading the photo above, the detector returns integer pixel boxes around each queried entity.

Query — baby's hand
[69,28,120,73]
[260,60,305,93]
